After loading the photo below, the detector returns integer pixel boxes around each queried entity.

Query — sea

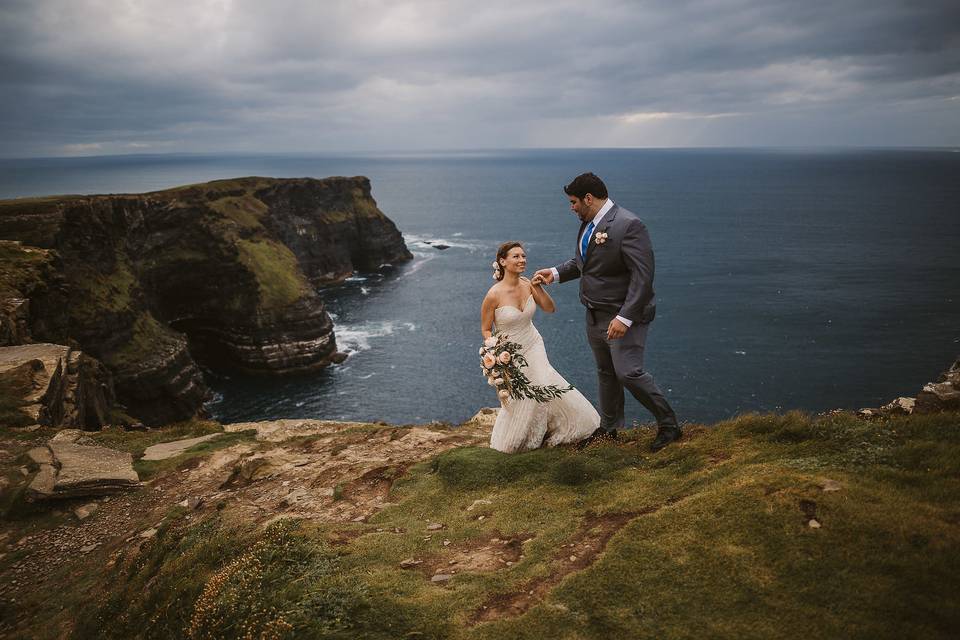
[1,149,958,426]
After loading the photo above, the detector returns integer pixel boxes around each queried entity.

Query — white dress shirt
[551,199,634,328]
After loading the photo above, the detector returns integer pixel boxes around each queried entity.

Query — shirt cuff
[550,267,560,282]
[615,315,633,327]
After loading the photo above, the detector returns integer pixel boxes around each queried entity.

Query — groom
[534,172,681,452]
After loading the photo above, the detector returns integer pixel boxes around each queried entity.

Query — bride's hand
[532,268,554,285]
[530,274,545,287]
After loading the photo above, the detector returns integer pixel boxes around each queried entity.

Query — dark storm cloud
[0,0,957,155]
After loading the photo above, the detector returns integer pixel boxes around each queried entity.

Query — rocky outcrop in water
[0,177,412,425]
[857,357,960,418]
[915,357,960,413]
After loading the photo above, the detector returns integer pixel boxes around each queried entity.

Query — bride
[480,241,600,452]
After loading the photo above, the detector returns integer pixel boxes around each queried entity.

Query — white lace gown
[489,294,600,452]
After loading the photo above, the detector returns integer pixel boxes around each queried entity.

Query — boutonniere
[594,229,609,245]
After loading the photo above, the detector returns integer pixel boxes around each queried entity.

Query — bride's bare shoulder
[518,277,534,296]
[483,283,502,306]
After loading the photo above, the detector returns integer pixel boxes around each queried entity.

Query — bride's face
[500,247,527,274]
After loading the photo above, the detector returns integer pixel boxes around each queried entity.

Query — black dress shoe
[650,426,681,452]
[577,427,616,450]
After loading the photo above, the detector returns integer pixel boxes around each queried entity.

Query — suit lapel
[584,204,619,264]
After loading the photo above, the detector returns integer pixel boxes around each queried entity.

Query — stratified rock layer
[0,177,412,424]
[27,432,140,499]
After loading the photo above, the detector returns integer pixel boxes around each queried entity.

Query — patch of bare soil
[470,511,639,624]
[409,531,534,581]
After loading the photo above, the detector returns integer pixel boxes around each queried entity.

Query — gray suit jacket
[556,203,657,324]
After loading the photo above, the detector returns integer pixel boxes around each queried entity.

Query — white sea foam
[334,321,396,353]
[402,252,437,276]
[403,322,416,331]
[360,286,370,295]
[345,275,368,282]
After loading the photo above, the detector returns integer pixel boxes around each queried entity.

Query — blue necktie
[581,221,595,258]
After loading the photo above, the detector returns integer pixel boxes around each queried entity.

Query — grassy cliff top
[2,409,958,639]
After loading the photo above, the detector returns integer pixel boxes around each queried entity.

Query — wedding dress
[489,294,600,452]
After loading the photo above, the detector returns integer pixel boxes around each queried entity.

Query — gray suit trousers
[585,308,678,431]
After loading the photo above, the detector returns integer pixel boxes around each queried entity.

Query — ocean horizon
[1,148,958,426]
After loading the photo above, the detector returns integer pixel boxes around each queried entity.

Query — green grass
[66,256,138,326]
[235,238,310,310]
[208,194,268,230]
[102,311,180,369]
[56,411,960,639]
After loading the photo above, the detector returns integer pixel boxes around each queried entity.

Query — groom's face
[568,194,595,222]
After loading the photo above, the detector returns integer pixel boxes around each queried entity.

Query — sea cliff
[0,177,412,425]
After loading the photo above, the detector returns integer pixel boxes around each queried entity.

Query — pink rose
[482,353,496,369]
[484,336,498,348]
[498,351,511,364]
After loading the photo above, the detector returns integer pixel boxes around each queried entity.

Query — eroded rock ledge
[0,177,412,424]
[0,343,113,429]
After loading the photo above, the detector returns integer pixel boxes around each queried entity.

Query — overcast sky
[1,0,958,156]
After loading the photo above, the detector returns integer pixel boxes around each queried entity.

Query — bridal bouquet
[479,334,573,402]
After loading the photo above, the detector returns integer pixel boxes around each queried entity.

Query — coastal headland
[0,177,412,426]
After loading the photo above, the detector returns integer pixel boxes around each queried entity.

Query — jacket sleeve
[555,257,581,283]
[618,218,656,323]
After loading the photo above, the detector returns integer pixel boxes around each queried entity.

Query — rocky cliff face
[0,177,412,425]
[0,343,114,429]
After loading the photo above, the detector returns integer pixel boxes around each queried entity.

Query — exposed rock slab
[224,418,368,442]
[141,433,222,461]
[27,442,140,500]
[25,447,53,466]
[189,418,492,525]
[464,407,499,430]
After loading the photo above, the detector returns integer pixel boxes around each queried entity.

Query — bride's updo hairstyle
[493,241,523,281]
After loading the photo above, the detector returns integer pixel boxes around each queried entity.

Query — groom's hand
[607,318,628,340]
[533,268,554,285]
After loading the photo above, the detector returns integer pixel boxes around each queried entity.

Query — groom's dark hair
[564,172,608,200]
